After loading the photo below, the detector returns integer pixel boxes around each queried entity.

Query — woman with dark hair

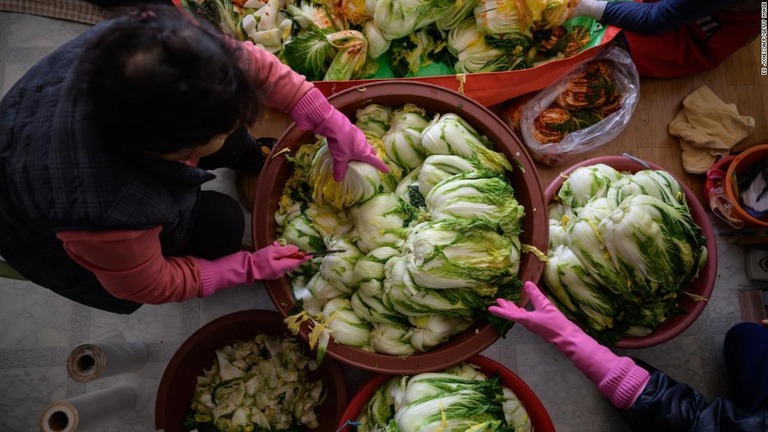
[0,5,387,313]
[570,0,761,77]
[491,281,768,431]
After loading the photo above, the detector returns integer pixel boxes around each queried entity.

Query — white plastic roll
[67,331,149,383]
[39,385,136,432]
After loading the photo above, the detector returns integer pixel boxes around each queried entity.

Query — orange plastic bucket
[725,144,768,228]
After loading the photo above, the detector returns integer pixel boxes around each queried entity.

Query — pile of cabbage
[546,164,708,344]
[277,103,526,358]
[354,362,532,432]
[184,334,324,432]
[186,0,592,80]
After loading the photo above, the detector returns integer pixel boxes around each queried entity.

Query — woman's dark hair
[77,4,264,154]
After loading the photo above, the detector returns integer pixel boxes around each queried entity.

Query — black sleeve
[625,370,767,431]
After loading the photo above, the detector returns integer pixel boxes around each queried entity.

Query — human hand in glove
[489,281,650,408]
[568,0,607,19]
[290,88,389,181]
[197,242,310,297]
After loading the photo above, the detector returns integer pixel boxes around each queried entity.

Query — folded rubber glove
[197,242,309,297]
[489,281,650,409]
[289,88,389,181]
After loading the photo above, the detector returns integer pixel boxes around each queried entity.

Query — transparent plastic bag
[519,45,639,166]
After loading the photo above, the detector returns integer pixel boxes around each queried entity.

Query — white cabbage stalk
[394,163,424,204]
[285,3,338,30]
[474,0,525,36]
[325,30,369,81]
[541,0,572,28]
[190,335,323,431]
[363,20,391,58]
[343,0,372,25]
[548,216,570,251]
[600,194,703,294]
[274,199,301,228]
[310,143,380,209]
[349,193,417,253]
[548,166,708,343]
[566,217,624,290]
[321,298,372,348]
[404,218,515,293]
[350,289,407,325]
[306,201,353,238]
[444,362,486,380]
[381,105,431,170]
[417,154,479,196]
[366,134,406,192]
[356,103,393,139]
[394,373,506,432]
[372,0,455,40]
[362,377,400,429]
[606,169,685,208]
[356,365,530,431]
[547,201,567,221]
[293,273,346,316]
[544,244,615,330]
[425,172,524,235]
[353,247,401,295]
[247,28,283,53]
[307,271,347,301]
[370,322,417,356]
[557,163,623,209]
[502,387,533,432]
[255,0,281,31]
[409,314,473,351]
[382,256,479,318]
[319,237,362,292]
[280,212,325,252]
[435,0,477,30]
[447,19,509,73]
[421,113,512,173]
[384,278,482,318]
[576,196,613,221]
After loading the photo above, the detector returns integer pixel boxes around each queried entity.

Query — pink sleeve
[56,226,204,304]
[238,41,315,113]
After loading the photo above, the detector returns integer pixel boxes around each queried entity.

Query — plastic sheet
[39,386,136,432]
[519,45,639,166]
[66,331,149,383]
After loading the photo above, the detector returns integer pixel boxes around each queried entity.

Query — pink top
[57,41,314,304]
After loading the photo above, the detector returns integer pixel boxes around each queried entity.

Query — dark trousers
[724,322,768,413]
[60,130,261,314]
[197,127,271,171]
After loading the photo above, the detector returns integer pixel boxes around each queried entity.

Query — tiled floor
[0,10,765,432]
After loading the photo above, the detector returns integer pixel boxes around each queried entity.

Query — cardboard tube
[39,386,136,432]
[67,332,149,383]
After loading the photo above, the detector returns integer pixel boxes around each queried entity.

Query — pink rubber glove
[197,242,309,297]
[289,88,389,181]
[489,281,650,409]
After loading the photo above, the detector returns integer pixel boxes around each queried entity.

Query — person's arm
[237,40,314,113]
[57,227,309,304]
[57,227,203,304]
[572,0,741,34]
[628,367,767,431]
[237,41,389,181]
[489,281,650,408]
[490,282,768,431]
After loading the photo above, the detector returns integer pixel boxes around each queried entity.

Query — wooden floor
[535,37,768,205]
[247,37,768,207]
